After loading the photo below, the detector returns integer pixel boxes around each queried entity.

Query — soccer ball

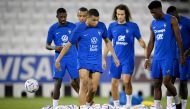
[24,79,39,93]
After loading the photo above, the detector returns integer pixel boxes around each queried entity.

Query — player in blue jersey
[166,6,190,109]
[102,4,146,108]
[55,9,120,106]
[46,8,79,109]
[144,1,185,109]
[76,7,88,26]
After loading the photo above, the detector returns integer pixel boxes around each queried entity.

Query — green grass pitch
[0,97,190,109]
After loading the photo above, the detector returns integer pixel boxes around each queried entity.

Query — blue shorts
[53,54,79,80]
[110,60,134,79]
[78,62,103,73]
[151,59,173,79]
[172,57,190,80]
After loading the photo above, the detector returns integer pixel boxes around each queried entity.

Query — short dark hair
[56,8,66,14]
[166,6,177,14]
[88,8,99,17]
[78,7,88,12]
[112,4,131,22]
[148,0,162,10]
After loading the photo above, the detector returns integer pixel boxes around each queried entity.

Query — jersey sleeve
[69,27,81,44]
[107,24,113,41]
[46,26,54,43]
[101,23,108,39]
[133,23,141,40]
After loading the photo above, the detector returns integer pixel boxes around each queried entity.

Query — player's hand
[114,57,120,67]
[55,46,63,52]
[102,58,107,70]
[55,60,61,71]
[144,59,151,70]
[180,54,185,66]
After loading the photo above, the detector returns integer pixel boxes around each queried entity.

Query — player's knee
[123,79,131,85]
[112,81,119,88]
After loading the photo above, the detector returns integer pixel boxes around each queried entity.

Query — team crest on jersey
[98,31,101,36]
[164,23,166,28]
[68,30,72,34]
[126,29,129,33]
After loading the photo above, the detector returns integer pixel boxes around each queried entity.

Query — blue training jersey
[46,22,77,58]
[108,21,141,65]
[178,16,190,54]
[69,22,107,65]
[151,14,176,60]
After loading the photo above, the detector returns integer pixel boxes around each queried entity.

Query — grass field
[0,97,190,109]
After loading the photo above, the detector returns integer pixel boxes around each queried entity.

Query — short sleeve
[101,23,108,39]
[107,24,113,41]
[69,27,81,44]
[133,23,141,40]
[46,26,54,43]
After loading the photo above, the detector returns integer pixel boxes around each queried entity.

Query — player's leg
[179,57,190,109]
[162,59,181,109]
[52,60,66,109]
[78,68,89,105]
[122,62,134,107]
[66,58,80,93]
[122,74,132,107]
[110,63,122,107]
[151,59,163,109]
[153,78,163,109]
[53,78,62,109]
[166,59,178,108]
[86,72,101,105]
[166,76,176,108]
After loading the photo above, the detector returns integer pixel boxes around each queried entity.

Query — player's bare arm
[144,25,155,69]
[55,42,72,70]
[102,42,109,69]
[104,38,120,67]
[171,16,185,65]
[138,38,147,56]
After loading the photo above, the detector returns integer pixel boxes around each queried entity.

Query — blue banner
[0,54,150,83]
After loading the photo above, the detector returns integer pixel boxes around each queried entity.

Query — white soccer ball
[24,79,39,93]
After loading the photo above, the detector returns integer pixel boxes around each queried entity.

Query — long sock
[174,95,180,104]
[126,94,132,107]
[154,100,161,109]
[53,99,59,109]
[113,100,120,107]
[181,99,187,109]
[167,96,173,107]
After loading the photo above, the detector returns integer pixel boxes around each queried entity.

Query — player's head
[148,0,163,19]
[167,6,179,18]
[86,8,99,27]
[77,7,88,22]
[56,8,67,25]
[112,4,131,23]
